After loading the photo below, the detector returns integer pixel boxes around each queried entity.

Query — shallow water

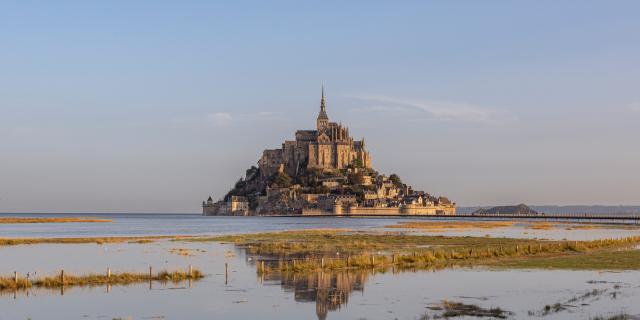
[1,240,639,320]
[1,214,639,319]
[2,213,639,241]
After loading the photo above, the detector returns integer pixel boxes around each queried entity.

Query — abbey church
[258,87,372,178]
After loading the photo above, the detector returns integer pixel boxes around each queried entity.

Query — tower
[317,85,329,130]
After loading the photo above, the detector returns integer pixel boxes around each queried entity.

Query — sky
[1,1,640,213]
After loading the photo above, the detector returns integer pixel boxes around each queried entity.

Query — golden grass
[0,217,112,224]
[0,235,192,247]
[201,230,640,274]
[0,268,204,291]
[386,221,640,231]
[525,222,640,230]
[385,221,516,230]
[169,248,206,256]
[526,222,556,230]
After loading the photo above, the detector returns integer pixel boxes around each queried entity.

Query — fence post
[14,271,18,285]
[107,268,111,281]
[60,269,65,286]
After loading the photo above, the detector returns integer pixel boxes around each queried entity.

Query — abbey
[258,86,372,178]
[203,86,456,216]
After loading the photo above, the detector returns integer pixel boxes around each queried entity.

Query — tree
[389,174,403,188]
[234,177,246,189]
[273,172,292,188]
[245,166,259,181]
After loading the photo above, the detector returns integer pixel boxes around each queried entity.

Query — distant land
[458,205,640,216]
[471,204,539,216]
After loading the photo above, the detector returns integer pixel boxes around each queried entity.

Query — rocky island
[203,88,456,216]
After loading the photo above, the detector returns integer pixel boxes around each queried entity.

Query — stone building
[258,87,372,178]
[202,196,249,216]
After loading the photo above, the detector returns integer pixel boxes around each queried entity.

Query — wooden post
[189,265,193,278]
[107,268,111,281]
[392,254,396,264]
[261,261,265,273]
[14,271,18,285]
[371,255,375,266]
[321,258,324,269]
[149,266,153,290]
[60,269,65,286]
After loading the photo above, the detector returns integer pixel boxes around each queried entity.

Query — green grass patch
[489,249,640,270]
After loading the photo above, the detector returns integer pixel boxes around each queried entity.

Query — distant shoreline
[0,217,112,224]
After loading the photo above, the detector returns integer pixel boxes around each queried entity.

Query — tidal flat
[2,214,640,319]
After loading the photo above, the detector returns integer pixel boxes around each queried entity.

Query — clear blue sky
[1,1,639,212]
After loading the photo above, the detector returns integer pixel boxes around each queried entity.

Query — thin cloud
[207,112,233,128]
[206,111,279,128]
[348,95,515,124]
[629,102,640,112]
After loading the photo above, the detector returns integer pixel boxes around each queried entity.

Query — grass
[426,301,512,319]
[529,286,615,317]
[0,268,203,291]
[490,249,640,270]
[189,230,640,274]
[0,217,112,224]
[191,229,544,256]
[386,220,640,231]
[386,221,516,230]
[0,235,192,247]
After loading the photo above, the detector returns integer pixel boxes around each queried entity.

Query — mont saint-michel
[203,88,456,216]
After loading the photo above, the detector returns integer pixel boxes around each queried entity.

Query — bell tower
[317,85,329,130]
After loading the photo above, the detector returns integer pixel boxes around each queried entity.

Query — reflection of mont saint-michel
[203,87,456,216]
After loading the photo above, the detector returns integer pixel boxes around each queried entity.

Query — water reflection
[246,251,375,320]
[1,279,198,300]
[279,271,367,320]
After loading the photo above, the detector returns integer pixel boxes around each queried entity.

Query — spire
[320,83,326,112]
[317,83,328,123]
